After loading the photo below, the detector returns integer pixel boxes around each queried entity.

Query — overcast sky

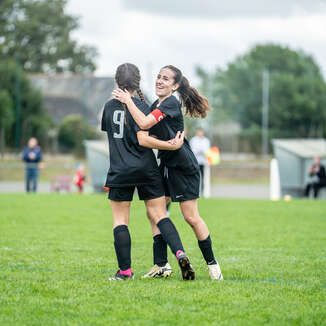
[67,0,326,95]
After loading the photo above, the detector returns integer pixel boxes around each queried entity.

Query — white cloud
[66,0,326,96]
[122,0,326,18]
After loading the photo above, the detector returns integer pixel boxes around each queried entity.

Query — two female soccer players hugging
[102,63,223,281]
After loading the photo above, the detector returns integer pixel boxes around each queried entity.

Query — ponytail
[137,88,145,102]
[178,76,211,118]
[115,63,146,124]
[163,65,211,119]
[115,63,143,98]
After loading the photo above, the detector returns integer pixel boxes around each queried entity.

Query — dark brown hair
[162,65,211,118]
[115,63,145,101]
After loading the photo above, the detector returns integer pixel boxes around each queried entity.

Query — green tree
[0,90,14,156]
[195,65,231,135]
[58,114,99,156]
[0,0,97,73]
[197,44,326,152]
[0,59,52,148]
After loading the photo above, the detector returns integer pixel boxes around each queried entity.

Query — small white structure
[203,165,211,198]
[84,140,109,192]
[272,139,326,198]
[269,158,281,200]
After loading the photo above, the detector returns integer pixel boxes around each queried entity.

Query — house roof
[29,74,115,126]
[272,139,326,158]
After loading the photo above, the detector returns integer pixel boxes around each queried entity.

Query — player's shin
[156,218,195,280]
[113,225,132,274]
[198,235,223,280]
[156,218,184,255]
[153,234,168,267]
[198,235,217,265]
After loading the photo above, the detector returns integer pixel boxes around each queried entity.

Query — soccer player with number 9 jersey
[102,63,195,281]
[113,65,223,280]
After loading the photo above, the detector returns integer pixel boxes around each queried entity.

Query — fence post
[203,164,211,198]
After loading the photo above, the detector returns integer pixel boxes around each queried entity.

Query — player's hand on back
[112,88,131,104]
[168,131,184,150]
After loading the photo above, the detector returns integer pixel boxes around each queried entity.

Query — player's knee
[146,206,155,218]
[146,209,155,222]
[184,215,201,228]
[113,218,129,228]
[151,215,162,224]
[146,208,165,223]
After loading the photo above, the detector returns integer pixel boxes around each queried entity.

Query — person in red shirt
[74,164,85,193]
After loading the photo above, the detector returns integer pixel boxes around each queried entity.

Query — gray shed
[84,140,109,192]
[84,140,160,193]
[272,139,326,198]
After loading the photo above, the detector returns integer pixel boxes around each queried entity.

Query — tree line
[1,2,325,155]
[0,0,98,155]
[196,44,326,153]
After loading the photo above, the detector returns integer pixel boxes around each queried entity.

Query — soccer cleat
[108,270,134,281]
[208,263,223,280]
[176,251,195,281]
[142,263,173,278]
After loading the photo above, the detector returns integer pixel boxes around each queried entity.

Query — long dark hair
[163,65,211,118]
[115,63,145,102]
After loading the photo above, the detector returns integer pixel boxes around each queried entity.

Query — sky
[66,0,326,95]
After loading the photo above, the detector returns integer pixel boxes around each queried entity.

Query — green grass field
[1,195,325,325]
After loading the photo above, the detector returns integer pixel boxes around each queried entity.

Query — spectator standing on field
[304,156,326,198]
[190,128,210,194]
[22,137,42,193]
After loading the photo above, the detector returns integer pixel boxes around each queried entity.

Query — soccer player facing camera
[113,65,223,280]
[102,63,194,280]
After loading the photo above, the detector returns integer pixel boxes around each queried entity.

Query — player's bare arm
[137,131,184,151]
[112,88,158,129]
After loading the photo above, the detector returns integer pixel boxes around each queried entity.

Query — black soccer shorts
[108,180,165,202]
[160,165,200,202]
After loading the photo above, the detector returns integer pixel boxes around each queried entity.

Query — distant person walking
[190,128,210,194]
[304,157,326,198]
[22,137,42,193]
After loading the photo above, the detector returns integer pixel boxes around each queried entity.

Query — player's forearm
[139,135,177,151]
[126,99,153,129]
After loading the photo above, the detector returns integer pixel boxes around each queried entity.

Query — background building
[29,74,115,126]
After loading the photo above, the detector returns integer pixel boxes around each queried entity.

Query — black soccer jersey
[149,95,199,174]
[101,98,161,187]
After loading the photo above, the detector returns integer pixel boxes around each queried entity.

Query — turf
[0,194,325,325]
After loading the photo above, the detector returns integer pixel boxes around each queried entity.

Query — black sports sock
[157,218,184,256]
[113,225,131,270]
[153,234,168,267]
[198,235,217,265]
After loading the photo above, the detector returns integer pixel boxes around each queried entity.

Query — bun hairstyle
[162,65,211,118]
[115,63,145,102]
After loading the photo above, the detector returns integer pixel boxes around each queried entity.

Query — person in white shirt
[190,128,210,194]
